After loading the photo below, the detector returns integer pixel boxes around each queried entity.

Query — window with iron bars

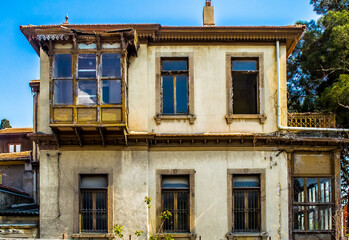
[232,175,261,232]
[161,175,190,232]
[79,174,108,232]
[293,177,333,232]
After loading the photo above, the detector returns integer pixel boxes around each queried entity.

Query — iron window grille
[79,174,108,232]
[161,175,190,232]
[232,174,261,232]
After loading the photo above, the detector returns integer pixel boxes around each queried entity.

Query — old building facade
[20,3,347,240]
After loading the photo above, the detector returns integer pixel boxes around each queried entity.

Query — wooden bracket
[74,127,83,147]
[98,128,106,147]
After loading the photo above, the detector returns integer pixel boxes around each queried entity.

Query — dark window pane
[176,75,188,114]
[234,190,245,231]
[233,175,259,187]
[78,80,97,105]
[162,176,189,189]
[232,73,257,114]
[78,54,96,78]
[294,206,305,230]
[320,178,331,202]
[162,60,187,71]
[232,60,257,71]
[54,80,73,104]
[102,53,121,78]
[294,178,305,202]
[54,54,72,78]
[102,80,121,104]
[307,178,318,203]
[162,75,174,114]
[162,191,175,232]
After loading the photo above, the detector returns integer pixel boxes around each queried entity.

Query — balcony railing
[288,112,336,128]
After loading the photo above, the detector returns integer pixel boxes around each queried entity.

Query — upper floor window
[161,58,189,114]
[9,144,21,153]
[53,53,122,106]
[231,59,258,114]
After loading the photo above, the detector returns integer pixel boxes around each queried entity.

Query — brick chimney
[203,0,215,26]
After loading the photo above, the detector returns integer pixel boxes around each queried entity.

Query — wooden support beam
[74,127,83,147]
[123,129,128,146]
[51,128,61,148]
[99,128,106,147]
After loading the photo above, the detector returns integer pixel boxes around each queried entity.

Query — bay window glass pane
[102,53,121,78]
[294,178,305,202]
[162,60,187,71]
[232,60,257,71]
[320,178,331,202]
[162,75,174,114]
[78,81,97,105]
[54,54,72,78]
[176,75,188,114]
[307,178,318,203]
[307,206,318,230]
[78,54,96,78]
[294,206,305,230]
[102,80,121,104]
[54,80,73,105]
[319,206,332,230]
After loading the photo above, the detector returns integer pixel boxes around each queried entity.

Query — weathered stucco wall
[128,43,288,133]
[39,43,287,134]
[39,149,289,239]
[0,165,32,195]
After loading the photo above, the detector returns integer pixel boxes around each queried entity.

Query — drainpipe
[33,170,37,204]
[276,40,349,132]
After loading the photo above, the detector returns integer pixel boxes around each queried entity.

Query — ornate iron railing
[288,113,336,128]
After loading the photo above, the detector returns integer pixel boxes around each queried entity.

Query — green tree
[287,1,349,198]
[0,119,12,129]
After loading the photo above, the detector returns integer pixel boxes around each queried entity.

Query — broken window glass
[102,80,121,104]
[101,53,121,78]
[78,80,97,105]
[54,80,73,105]
[232,59,258,114]
[54,54,72,78]
[78,54,96,78]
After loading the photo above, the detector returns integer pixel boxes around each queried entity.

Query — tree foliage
[288,1,349,198]
[0,119,12,129]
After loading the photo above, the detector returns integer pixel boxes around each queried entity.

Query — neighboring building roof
[0,185,32,199]
[0,205,39,216]
[0,128,33,135]
[20,23,305,56]
[0,151,31,161]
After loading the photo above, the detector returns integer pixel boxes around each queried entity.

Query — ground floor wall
[38,148,339,240]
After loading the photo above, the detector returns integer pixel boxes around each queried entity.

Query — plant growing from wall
[112,196,174,240]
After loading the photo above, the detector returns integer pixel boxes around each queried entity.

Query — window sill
[226,232,269,239]
[156,233,197,239]
[225,114,267,124]
[154,114,196,125]
[71,233,114,239]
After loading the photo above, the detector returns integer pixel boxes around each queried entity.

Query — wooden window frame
[156,169,196,239]
[50,43,126,125]
[155,52,195,125]
[79,174,108,233]
[225,52,266,124]
[227,169,266,239]
[292,177,334,233]
[8,143,21,153]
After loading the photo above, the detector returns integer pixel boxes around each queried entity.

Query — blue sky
[0,0,319,128]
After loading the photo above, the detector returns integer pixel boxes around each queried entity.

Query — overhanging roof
[20,23,305,56]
